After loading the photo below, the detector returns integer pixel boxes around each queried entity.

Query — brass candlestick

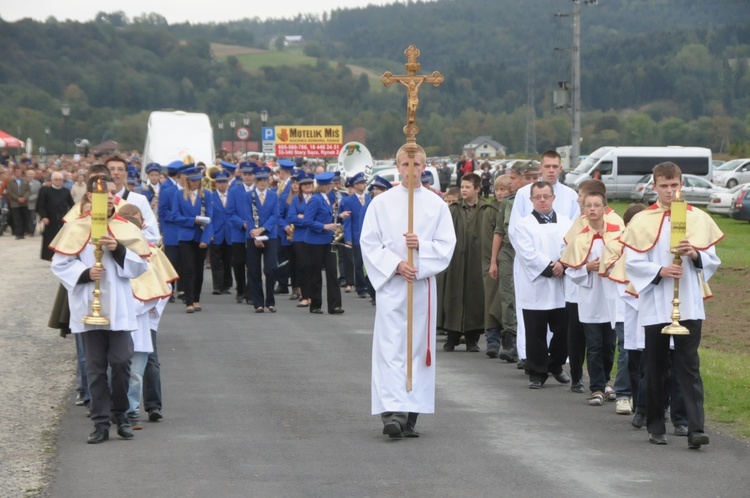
[662,191,689,335]
[83,178,110,326]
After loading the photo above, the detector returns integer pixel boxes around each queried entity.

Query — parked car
[630,173,654,203]
[711,158,750,188]
[372,166,441,190]
[707,183,750,216]
[633,174,727,206]
[729,186,750,222]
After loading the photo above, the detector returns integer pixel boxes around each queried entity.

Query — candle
[90,179,108,242]
[669,190,687,249]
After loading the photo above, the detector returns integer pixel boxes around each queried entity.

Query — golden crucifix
[381,45,444,392]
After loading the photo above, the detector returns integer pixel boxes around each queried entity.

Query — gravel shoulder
[0,234,75,497]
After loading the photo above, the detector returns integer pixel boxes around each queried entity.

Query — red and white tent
[0,129,23,148]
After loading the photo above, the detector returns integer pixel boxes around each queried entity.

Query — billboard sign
[274,125,342,157]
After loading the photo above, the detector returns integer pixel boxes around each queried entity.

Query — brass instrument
[332,190,344,243]
[203,164,223,192]
[286,224,294,242]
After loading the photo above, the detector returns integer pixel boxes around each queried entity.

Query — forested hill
[1,0,749,157]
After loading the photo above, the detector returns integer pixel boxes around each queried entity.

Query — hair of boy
[461,172,481,189]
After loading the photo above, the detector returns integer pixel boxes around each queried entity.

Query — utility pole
[525,57,537,156]
[571,0,597,170]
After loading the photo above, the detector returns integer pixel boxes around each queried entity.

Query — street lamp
[243,112,250,154]
[260,109,268,157]
[217,121,224,157]
[60,103,70,155]
[229,118,236,158]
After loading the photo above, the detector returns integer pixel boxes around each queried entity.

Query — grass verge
[701,349,750,439]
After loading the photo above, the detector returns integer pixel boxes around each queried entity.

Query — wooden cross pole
[381,45,444,392]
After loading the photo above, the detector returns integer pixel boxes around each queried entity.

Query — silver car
[711,158,750,188]
[634,174,728,206]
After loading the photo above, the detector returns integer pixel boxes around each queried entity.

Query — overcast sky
[2,0,416,24]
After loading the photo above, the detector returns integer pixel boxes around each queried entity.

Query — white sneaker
[605,384,616,401]
[616,397,633,415]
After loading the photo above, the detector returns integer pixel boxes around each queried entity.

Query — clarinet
[251,191,260,232]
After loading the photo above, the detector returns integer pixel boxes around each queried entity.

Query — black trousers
[246,237,278,308]
[294,242,311,300]
[179,240,208,306]
[81,330,133,427]
[231,242,247,299]
[337,245,353,286]
[209,241,233,291]
[307,243,341,312]
[274,240,291,290]
[522,307,568,383]
[281,244,297,289]
[352,245,368,294]
[645,320,704,436]
[11,206,28,237]
[163,244,182,295]
[142,329,162,413]
[566,302,586,384]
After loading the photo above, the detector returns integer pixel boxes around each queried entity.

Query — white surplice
[566,238,620,326]
[51,244,148,333]
[361,185,456,415]
[624,216,720,328]
[116,188,160,244]
[511,213,572,311]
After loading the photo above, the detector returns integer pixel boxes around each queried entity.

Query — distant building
[284,35,304,47]
[463,136,506,158]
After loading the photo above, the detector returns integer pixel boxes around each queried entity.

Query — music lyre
[381,45,443,392]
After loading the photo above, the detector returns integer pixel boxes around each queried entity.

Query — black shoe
[274,286,289,295]
[688,431,709,449]
[529,380,543,389]
[674,425,688,437]
[221,289,232,295]
[329,308,345,315]
[310,309,324,314]
[403,425,420,438]
[212,290,221,295]
[148,409,163,422]
[116,420,134,439]
[486,347,499,358]
[168,295,175,303]
[443,342,455,352]
[236,295,244,304]
[552,371,571,384]
[570,382,586,393]
[649,433,667,445]
[358,293,368,298]
[631,412,646,429]
[87,425,109,444]
[517,359,526,370]
[383,421,403,439]
[466,343,480,353]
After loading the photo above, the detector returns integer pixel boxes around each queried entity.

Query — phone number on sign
[275,144,342,157]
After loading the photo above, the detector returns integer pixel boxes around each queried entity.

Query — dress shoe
[673,425,688,437]
[382,421,403,439]
[148,409,163,422]
[529,380,543,389]
[87,425,109,444]
[403,425,420,438]
[631,412,646,429]
[310,309,324,314]
[329,308,345,315]
[236,295,244,304]
[116,420,134,439]
[552,371,571,384]
[649,433,667,445]
[570,382,586,393]
[466,343,480,353]
[443,342,455,352]
[212,290,221,295]
[688,431,709,449]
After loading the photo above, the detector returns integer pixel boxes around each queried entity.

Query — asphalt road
[46,280,750,497]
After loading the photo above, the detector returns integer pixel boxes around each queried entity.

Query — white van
[141,111,215,181]
[373,166,441,190]
[564,146,713,199]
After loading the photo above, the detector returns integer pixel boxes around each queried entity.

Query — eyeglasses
[531,194,554,201]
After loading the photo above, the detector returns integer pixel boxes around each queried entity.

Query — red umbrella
[0,129,23,148]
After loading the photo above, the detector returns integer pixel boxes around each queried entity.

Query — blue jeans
[613,322,632,398]
[75,333,90,406]
[127,352,149,417]
[486,327,501,350]
[583,322,616,393]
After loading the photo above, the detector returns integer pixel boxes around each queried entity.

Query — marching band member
[245,164,279,313]
[303,171,344,315]
[275,159,296,296]
[288,171,315,307]
[225,162,256,303]
[208,169,234,295]
[339,172,371,299]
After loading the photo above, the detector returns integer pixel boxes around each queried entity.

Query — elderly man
[37,171,74,260]
[6,165,31,239]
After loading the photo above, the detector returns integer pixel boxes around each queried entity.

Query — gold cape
[561,208,624,270]
[49,212,151,257]
[613,201,724,298]
[131,244,180,302]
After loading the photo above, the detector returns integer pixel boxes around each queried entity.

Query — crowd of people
[0,145,723,449]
